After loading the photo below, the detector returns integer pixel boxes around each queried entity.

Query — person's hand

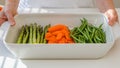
[0,9,17,26]
[104,9,118,26]
[0,0,19,26]
[0,8,17,25]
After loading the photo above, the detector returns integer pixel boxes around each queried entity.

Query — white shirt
[19,0,95,9]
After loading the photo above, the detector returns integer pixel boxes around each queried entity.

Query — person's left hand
[104,9,118,26]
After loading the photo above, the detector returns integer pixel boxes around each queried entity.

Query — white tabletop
[0,8,120,68]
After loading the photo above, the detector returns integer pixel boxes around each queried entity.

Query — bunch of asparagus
[17,23,50,44]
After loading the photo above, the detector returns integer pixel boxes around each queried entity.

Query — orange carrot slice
[48,24,68,32]
[52,31,62,36]
[56,32,64,41]
[45,32,52,39]
[58,37,66,43]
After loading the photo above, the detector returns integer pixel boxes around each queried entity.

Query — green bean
[77,27,88,40]
[70,18,106,43]
[85,28,93,43]
[79,19,87,31]
[98,23,103,29]
[70,27,78,34]
[87,25,92,33]
[91,28,96,39]
[70,34,81,43]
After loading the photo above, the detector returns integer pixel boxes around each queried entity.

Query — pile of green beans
[70,18,106,43]
[17,23,50,44]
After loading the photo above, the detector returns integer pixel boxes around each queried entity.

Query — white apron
[19,0,95,9]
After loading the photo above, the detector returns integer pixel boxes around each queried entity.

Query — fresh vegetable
[48,24,68,32]
[36,25,41,43]
[45,24,74,43]
[70,18,106,43]
[17,26,25,44]
[23,25,29,43]
[43,24,51,43]
[16,18,106,44]
[16,23,50,44]
[33,23,37,44]
[29,24,33,43]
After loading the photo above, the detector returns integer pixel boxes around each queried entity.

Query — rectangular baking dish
[2,13,114,59]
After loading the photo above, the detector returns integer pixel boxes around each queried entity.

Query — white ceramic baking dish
[0,13,115,59]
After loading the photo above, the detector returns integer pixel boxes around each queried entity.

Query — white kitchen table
[0,8,120,68]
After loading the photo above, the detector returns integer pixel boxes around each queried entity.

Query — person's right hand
[0,0,19,26]
[0,7,17,26]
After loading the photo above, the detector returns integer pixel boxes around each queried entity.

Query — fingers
[107,13,115,26]
[109,15,118,26]
[5,11,16,26]
[105,9,118,26]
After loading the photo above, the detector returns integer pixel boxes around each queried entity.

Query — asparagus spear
[40,27,43,43]
[44,24,51,34]
[40,25,48,43]
[36,25,41,43]
[42,25,47,43]
[23,25,29,43]
[39,26,42,43]
[43,24,51,43]
[17,26,25,44]
[29,24,33,43]
[33,23,37,44]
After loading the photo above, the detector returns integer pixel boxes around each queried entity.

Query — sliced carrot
[62,29,71,41]
[67,40,74,43]
[46,35,56,41]
[64,33,72,41]
[56,32,64,41]
[48,24,68,32]
[62,29,69,34]
[52,31,62,36]
[48,36,59,43]
[45,32,52,39]
[48,41,56,43]
[45,24,74,44]
[58,37,66,43]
